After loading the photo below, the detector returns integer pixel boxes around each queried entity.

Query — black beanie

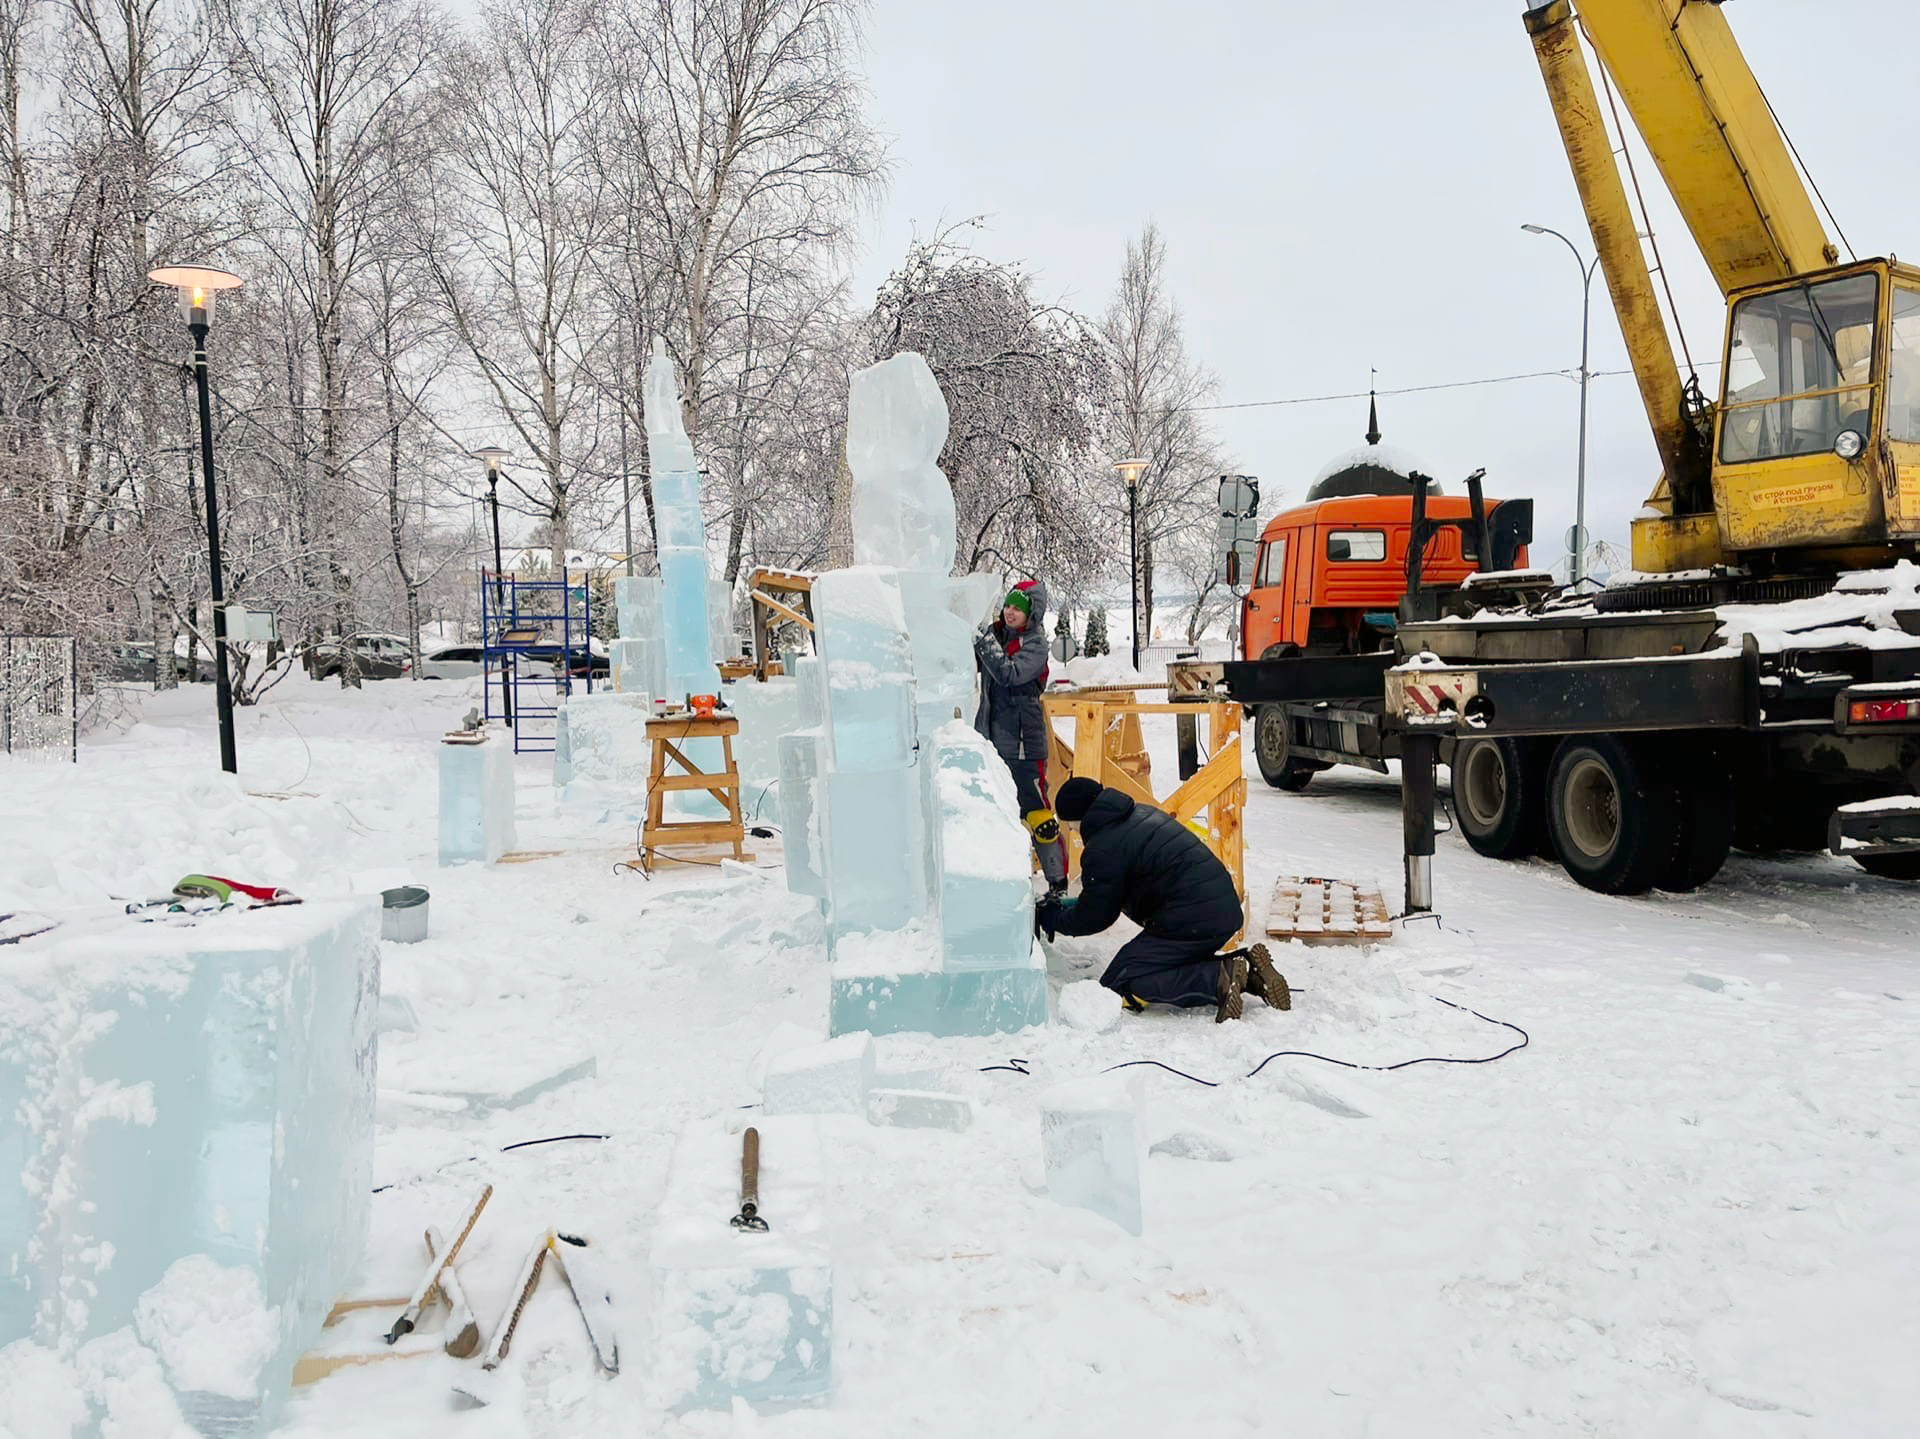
[1055,777,1102,822]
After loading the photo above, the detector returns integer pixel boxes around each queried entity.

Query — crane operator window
[1886,285,1920,443]
[1719,273,1878,465]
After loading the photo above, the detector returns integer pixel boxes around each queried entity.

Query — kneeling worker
[1036,777,1289,1023]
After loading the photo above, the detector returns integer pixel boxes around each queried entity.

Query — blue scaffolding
[479,567,595,754]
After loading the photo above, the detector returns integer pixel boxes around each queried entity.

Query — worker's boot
[1242,943,1291,1011]
[1214,953,1248,1024]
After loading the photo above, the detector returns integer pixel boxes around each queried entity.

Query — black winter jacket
[1052,786,1243,941]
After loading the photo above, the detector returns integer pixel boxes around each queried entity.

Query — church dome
[1303,394,1434,501]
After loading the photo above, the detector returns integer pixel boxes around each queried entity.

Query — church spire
[1365,386,1381,447]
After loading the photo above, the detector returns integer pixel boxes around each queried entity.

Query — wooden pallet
[1264,877,1393,946]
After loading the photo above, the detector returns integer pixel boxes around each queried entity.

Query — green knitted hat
[1004,588,1033,616]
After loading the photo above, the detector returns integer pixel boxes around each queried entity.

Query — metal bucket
[380,885,429,943]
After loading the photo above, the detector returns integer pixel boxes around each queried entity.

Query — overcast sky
[846,0,1918,571]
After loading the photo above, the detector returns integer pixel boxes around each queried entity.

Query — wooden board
[1265,877,1393,946]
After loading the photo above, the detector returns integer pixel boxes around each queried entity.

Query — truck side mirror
[1226,549,1241,588]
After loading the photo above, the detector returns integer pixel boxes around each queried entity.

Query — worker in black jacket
[1036,777,1290,1022]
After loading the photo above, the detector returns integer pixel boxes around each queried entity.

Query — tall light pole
[1523,223,1602,586]
[150,264,243,774]
[1112,457,1150,670]
[472,446,513,726]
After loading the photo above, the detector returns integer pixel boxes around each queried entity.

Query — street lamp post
[1112,457,1150,670]
[150,264,243,774]
[472,446,513,727]
[1522,223,1602,586]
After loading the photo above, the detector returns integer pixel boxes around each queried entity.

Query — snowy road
[3,678,1916,1437]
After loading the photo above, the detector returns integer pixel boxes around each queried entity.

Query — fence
[1,636,78,762]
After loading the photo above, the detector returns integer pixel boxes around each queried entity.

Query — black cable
[1243,998,1528,1080]
[1102,1058,1220,1088]
[371,1133,610,1194]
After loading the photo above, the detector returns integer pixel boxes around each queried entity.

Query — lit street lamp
[1522,223,1602,586]
[1112,457,1150,670]
[150,264,243,774]
[472,445,513,727]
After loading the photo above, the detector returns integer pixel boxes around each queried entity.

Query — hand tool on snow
[479,1231,551,1373]
[730,1127,770,1232]
[548,1233,620,1374]
[385,1183,492,1344]
[425,1225,482,1358]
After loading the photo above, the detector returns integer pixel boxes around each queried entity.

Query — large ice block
[776,731,825,900]
[931,723,1033,971]
[650,1117,831,1411]
[438,735,516,864]
[0,899,380,1430]
[1040,1072,1146,1236]
[613,574,659,640]
[725,675,807,799]
[829,933,1048,1038]
[552,691,653,803]
[761,1032,873,1116]
[660,546,715,699]
[810,569,916,773]
[822,768,928,935]
[847,353,957,575]
[608,637,658,698]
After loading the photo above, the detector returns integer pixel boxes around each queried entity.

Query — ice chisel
[730,1127,769,1232]
[385,1182,492,1344]
[425,1225,482,1359]
[549,1233,620,1374]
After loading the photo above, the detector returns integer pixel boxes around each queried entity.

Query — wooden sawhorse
[641,713,750,872]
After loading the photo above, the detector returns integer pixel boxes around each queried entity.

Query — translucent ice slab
[846,353,956,575]
[552,692,653,801]
[930,723,1033,971]
[776,731,825,900]
[659,547,715,699]
[761,1032,873,1116]
[829,934,1048,1038]
[866,1088,972,1131]
[728,676,808,799]
[821,768,928,934]
[650,1117,831,1412]
[1040,1072,1145,1235]
[0,899,380,1429]
[438,736,516,864]
[810,569,916,773]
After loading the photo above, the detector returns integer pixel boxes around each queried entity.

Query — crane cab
[1701,258,1920,562]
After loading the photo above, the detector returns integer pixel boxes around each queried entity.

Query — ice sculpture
[1040,1072,1146,1235]
[650,1117,831,1411]
[439,734,516,864]
[647,338,718,703]
[0,899,380,1432]
[777,352,1045,1038]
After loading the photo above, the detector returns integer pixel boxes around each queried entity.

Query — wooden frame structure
[1041,690,1246,922]
[745,567,816,680]
[640,714,749,871]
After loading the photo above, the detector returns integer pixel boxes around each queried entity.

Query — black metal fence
[1,635,78,761]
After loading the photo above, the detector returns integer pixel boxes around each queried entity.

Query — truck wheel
[1254,704,1315,792]
[1546,735,1680,895]
[1451,737,1545,860]
[1655,766,1733,893]
[1854,852,1920,881]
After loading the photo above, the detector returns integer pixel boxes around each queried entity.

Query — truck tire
[1254,703,1316,792]
[1546,735,1681,895]
[1854,852,1920,881]
[1655,766,1733,893]
[1451,736,1546,861]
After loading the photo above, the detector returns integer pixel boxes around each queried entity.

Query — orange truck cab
[1242,492,1532,661]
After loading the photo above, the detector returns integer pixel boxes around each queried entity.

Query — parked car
[100,642,208,683]
[308,633,413,680]
[419,643,486,680]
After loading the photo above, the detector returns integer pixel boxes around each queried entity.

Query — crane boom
[1570,0,1836,295]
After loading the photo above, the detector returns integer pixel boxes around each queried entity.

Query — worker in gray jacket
[974,578,1067,892]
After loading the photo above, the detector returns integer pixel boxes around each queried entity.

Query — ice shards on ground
[1040,1072,1146,1235]
[0,899,380,1432]
[438,735,516,864]
[650,1117,831,1411]
[866,1088,973,1131]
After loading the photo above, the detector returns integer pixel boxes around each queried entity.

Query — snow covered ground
[4,673,1918,1437]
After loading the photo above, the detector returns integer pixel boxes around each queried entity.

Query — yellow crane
[1525,0,1920,576]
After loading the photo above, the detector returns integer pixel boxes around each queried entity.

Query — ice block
[649,1117,831,1411]
[728,675,808,800]
[821,768,928,935]
[1039,1072,1145,1236]
[847,353,956,574]
[930,723,1033,971]
[0,899,380,1430]
[438,735,516,864]
[552,691,654,802]
[776,731,826,901]
[809,569,916,773]
[761,1032,874,1116]
[829,934,1048,1038]
[866,1088,972,1132]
